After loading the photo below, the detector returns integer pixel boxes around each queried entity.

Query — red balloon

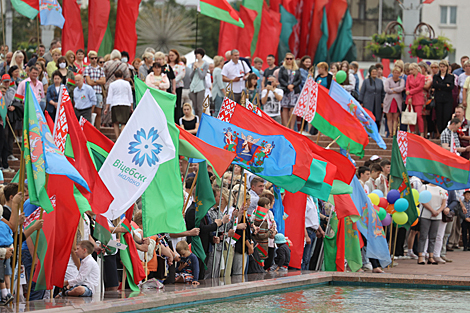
[379,197,388,209]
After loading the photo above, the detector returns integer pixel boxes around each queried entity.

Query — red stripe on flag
[283,191,307,269]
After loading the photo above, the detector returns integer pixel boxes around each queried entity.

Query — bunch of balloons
[368,188,433,227]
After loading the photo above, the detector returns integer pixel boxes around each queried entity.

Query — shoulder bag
[401,99,417,125]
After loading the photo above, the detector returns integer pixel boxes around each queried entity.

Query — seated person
[60,240,100,297]
[269,233,291,272]
[175,240,199,285]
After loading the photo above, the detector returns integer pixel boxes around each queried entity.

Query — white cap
[370,155,381,161]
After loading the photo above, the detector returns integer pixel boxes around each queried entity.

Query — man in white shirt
[62,240,100,297]
[104,69,133,139]
[302,196,324,270]
[358,166,371,195]
[261,76,283,122]
[221,49,250,104]
[248,177,265,216]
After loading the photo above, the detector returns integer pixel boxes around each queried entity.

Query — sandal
[427,258,438,265]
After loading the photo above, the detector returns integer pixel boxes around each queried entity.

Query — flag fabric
[178,124,235,181]
[254,206,269,221]
[191,161,216,267]
[82,118,114,171]
[324,211,342,271]
[236,6,258,57]
[200,0,244,28]
[31,177,81,290]
[24,83,88,213]
[197,114,296,177]
[278,5,298,64]
[11,0,39,19]
[390,134,419,229]
[217,19,241,57]
[344,216,362,272]
[423,0,434,3]
[134,78,186,236]
[293,79,369,157]
[39,0,65,29]
[114,0,142,61]
[14,94,24,102]
[328,80,386,149]
[101,90,175,220]
[272,186,285,234]
[232,232,241,242]
[283,191,306,269]
[242,0,263,54]
[120,207,146,291]
[312,5,329,64]
[0,95,7,128]
[53,86,69,153]
[332,193,361,220]
[328,8,354,62]
[88,0,111,53]
[253,8,282,63]
[62,90,113,215]
[326,0,348,49]
[62,0,84,55]
[397,131,470,190]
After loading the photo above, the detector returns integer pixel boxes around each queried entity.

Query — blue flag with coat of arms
[197,114,296,178]
[40,0,65,29]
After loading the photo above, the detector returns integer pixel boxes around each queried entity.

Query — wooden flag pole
[316,132,322,144]
[211,178,225,278]
[326,136,341,149]
[226,81,234,100]
[27,174,48,301]
[121,265,126,292]
[0,0,4,47]
[7,118,22,150]
[202,95,210,114]
[391,224,399,268]
[241,173,247,278]
[387,225,392,269]
[241,90,246,107]
[15,150,26,305]
[182,169,198,214]
[144,253,148,282]
[219,170,235,277]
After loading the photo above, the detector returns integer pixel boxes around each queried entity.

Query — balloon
[378,197,388,209]
[419,190,432,204]
[392,212,409,225]
[386,204,394,214]
[368,193,380,205]
[378,207,387,221]
[394,198,409,212]
[411,218,419,227]
[412,189,420,204]
[381,213,392,226]
[336,70,347,84]
[372,190,384,198]
[387,189,401,204]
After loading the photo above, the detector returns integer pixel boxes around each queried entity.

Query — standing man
[454,105,470,159]
[453,56,469,76]
[221,49,250,104]
[302,196,324,270]
[0,52,12,77]
[247,177,265,216]
[252,57,263,94]
[16,66,45,103]
[358,166,371,194]
[440,117,470,155]
[262,55,278,89]
[73,74,96,122]
[43,39,61,65]
[84,50,105,130]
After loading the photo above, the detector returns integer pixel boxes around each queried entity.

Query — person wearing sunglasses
[84,50,105,130]
[278,52,301,129]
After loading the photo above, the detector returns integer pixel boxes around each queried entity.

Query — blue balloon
[387,189,401,204]
[372,190,384,198]
[419,190,432,204]
[394,198,409,212]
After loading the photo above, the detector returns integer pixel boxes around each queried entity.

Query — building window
[440,6,457,25]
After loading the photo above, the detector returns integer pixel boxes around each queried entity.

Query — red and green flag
[397,130,470,190]
[254,206,269,221]
[177,124,236,181]
[323,212,345,271]
[283,191,307,269]
[344,216,363,272]
[88,0,113,56]
[120,207,146,291]
[293,79,369,157]
[11,0,39,19]
[200,0,245,28]
[390,135,419,229]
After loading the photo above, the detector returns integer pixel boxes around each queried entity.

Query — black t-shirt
[2,205,11,221]
[179,116,199,133]
[263,66,279,80]
[235,218,252,254]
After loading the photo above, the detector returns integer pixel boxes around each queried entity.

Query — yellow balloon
[368,193,380,206]
[392,212,409,225]
[416,207,420,216]
[412,189,420,204]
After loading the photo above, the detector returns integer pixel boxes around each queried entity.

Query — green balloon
[378,207,387,221]
[336,70,347,84]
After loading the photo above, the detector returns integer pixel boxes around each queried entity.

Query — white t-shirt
[221,60,250,93]
[261,88,283,117]
[106,79,133,108]
[305,196,319,230]
[419,185,448,220]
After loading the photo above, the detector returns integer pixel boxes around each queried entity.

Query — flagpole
[316,132,322,145]
[315,213,332,271]
[27,174,47,301]
[326,136,341,149]
[387,225,392,269]
[219,169,235,278]
[211,178,225,278]
[0,0,4,47]
[195,11,199,49]
[224,168,244,277]
[7,119,21,151]
[183,170,199,214]
[391,223,399,268]
[36,14,40,48]
[182,161,190,184]
[121,265,126,292]
[15,150,26,305]
[242,173,247,279]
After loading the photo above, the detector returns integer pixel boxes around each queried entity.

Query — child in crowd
[252,197,274,262]
[175,240,199,285]
[376,159,391,195]
[366,163,382,192]
[61,240,100,297]
[462,189,470,251]
[270,233,291,272]
[357,166,371,194]
[0,206,13,306]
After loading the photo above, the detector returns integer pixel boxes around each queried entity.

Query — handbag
[442,209,455,223]
[401,101,417,125]
[426,96,435,109]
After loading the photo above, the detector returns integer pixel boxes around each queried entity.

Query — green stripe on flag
[120,233,140,291]
[30,228,48,291]
[199,2,244,28]
[11,0,38,20]
[311,114,365,158]
[179,138,221,181]
[407,157,468,184]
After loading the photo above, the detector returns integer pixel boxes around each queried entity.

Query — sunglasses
[286,58,293,60]
[98,61,104,64]
[90,57,97,60]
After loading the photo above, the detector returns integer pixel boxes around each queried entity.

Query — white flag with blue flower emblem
[100,90,175,220]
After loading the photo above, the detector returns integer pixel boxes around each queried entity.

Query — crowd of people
[0,39,469,305]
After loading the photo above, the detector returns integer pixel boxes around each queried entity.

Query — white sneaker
[362,263,373,271]
[407,252,419,260]
[7,155,18,161]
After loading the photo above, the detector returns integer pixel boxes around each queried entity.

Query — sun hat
[274,233,287,244]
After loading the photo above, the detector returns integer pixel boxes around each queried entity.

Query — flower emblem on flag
[128,127,163,167]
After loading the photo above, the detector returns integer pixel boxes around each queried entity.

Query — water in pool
[169,285,470,313]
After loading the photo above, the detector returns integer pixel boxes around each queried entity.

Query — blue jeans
[22,249,45,300]
[301,228,317,270]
